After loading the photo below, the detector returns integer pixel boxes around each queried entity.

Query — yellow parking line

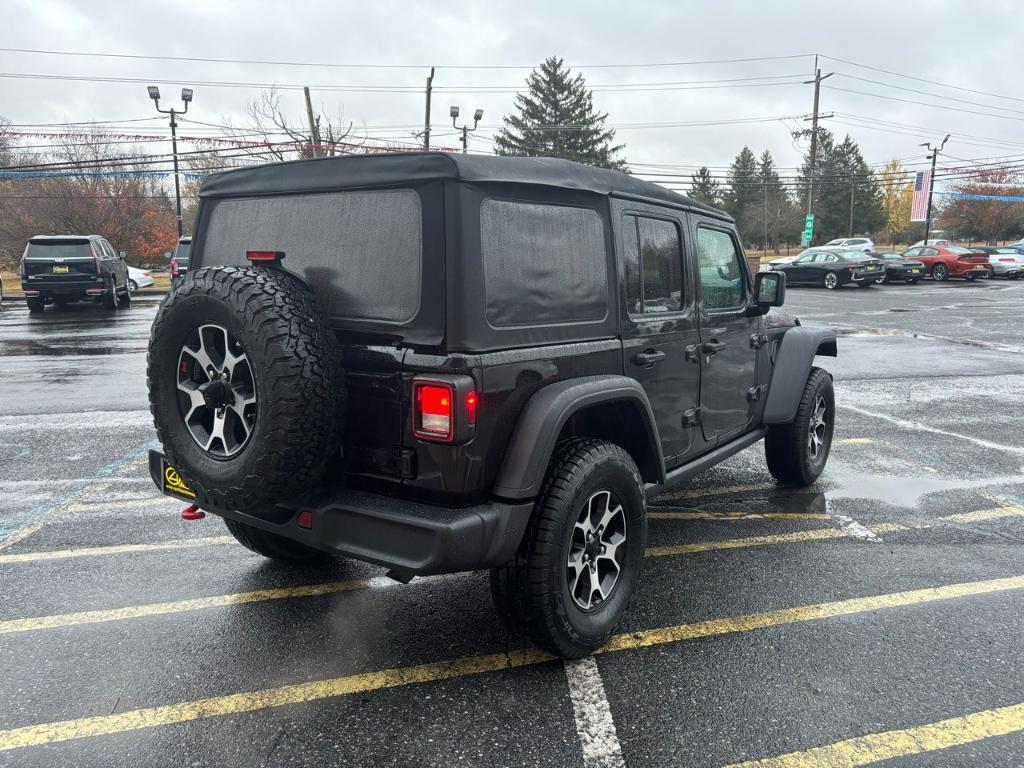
[724,701,1024,767]
[64,497,181,513]
[646,528,848,557]
[943,504,1024,524]
[655,483,775,501]
[0,579,377,635]
[648,511,830,521]
[0,536,235,565]
[0,522,46,552]
[2,573,1022,752]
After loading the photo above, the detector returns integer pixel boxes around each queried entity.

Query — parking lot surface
[1,280,1022,767]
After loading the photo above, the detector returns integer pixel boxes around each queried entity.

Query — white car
[824,237,874,252]
[760,254,800,272]
[127,266,154,292]
[910,239,953,248]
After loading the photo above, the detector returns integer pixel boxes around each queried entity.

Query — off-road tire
[932,263,949,282]
[103,278,119,310]
[148,265,344,513]
[489,438,647,658]
[117,285,131,308]
[223,518,325,562]
[765,366,834,486]
[26,296,44,313]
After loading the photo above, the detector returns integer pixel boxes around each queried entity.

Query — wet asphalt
[0,278,1022,767]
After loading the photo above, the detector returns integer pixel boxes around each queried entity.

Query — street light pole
[148,86,193,238]
[921,134,950,246]
[451,105,483,154]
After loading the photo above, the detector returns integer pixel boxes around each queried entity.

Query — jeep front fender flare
[762,327,837,425]
[492,376,665,500]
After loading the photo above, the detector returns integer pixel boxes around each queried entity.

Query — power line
[823,85,1024,123]
[833,72,1024,118]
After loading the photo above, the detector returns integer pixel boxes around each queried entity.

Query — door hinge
[746,384,768,402]
[682,407,700,427]
[750,333,769,350]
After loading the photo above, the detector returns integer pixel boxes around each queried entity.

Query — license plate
[911,269,920,273]
[51,265,69,274]
[160,458,196,501]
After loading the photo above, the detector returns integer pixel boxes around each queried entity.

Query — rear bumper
[22,279,106,298]
[849,270,883,283]
[147,450,533,577]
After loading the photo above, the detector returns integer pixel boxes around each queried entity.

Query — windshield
[26,241,95,260]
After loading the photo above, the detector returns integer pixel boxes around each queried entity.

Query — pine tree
[689,167,721,206]
[724,146,760,244]
[755,150,798,252]
[494,57,627,170]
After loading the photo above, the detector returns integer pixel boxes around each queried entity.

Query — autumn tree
[939,169,1024,243]
[494,57,627,170]
[877,159,914,245]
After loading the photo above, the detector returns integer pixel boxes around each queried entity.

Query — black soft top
[200,152,729,219]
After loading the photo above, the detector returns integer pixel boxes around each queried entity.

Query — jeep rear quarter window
[621,214,683,314]
[200,189,422,323]
[480,199,607,327]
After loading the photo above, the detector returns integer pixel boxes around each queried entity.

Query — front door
[694,224,760,442]
[616,203,701,464]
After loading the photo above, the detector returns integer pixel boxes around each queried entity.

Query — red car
[902,244,990,282]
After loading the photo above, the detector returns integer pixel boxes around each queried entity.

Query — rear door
[693,222,760,443]
[615,201,701,464]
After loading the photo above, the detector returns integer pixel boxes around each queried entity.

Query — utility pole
[803,64,834,217]
[423,67,435,150]
[921,134,951,245]
[303,87,320,158]
[763,181,769,254]
[147,85,192,239]
[848,181,855,237]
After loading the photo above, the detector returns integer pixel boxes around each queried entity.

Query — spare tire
[148,265,344,512]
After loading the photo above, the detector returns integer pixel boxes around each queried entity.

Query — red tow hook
[181,504,206,520]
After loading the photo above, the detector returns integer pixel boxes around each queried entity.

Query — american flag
[910,170,931,221]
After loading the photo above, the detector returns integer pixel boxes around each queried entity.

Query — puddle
[825,469,1024,508]
[0,340,145,356]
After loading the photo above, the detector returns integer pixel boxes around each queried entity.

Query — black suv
[147,153,837,657]
[20,234,131,312]
[170,236,191,282]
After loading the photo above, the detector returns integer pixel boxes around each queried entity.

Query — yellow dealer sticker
[162,462,196,500]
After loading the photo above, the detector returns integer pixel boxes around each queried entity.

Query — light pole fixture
[920,133,951,246]
[451,105,483,154]
[148,85,193,238]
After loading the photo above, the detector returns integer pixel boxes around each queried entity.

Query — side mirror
[748,271,786,315]
[119,251,127,260]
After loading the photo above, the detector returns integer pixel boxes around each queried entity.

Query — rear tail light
[143,271,152,277]
[999,258,1015,263]
[170,259,178,277]
[410,376,478,443]
[413,382,454,441]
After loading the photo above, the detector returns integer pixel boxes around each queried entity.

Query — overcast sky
[3,0,1023,189]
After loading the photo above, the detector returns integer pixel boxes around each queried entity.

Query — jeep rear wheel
[148,266,344,513]
[764,366,834,486]
[490,438,647,658]
[26,296,44,313]
[223,518,325,562]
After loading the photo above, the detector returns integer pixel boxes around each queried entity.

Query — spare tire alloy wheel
[177,324,257,458]
[567,490,627,611]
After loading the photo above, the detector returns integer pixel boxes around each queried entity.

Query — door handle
[633,349,667,368]
[701,341,725,355]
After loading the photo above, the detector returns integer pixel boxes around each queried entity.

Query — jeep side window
[697,227,744,310]
[622,215,682,314]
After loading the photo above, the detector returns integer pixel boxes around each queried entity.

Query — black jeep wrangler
[147,153,836,657]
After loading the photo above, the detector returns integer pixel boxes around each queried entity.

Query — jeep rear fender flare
[492,376,665,500]
[762,327,838,425]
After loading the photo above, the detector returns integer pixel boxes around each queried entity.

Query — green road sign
[801,213,815,245]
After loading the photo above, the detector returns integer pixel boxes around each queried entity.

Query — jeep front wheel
[148,266,344,513]
[490,439,647,658]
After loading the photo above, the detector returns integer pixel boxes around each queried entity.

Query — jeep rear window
[201,189,422,323]
[480,200,607,327]
[26,241,94,260]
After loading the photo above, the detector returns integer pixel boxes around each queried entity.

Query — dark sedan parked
[871,252,926,284]
[769,248,885,289]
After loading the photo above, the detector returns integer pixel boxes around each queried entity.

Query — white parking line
[840,403,1024,455]
[563,657,625,768]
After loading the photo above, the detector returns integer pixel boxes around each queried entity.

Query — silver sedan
[983,248,1024,279]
